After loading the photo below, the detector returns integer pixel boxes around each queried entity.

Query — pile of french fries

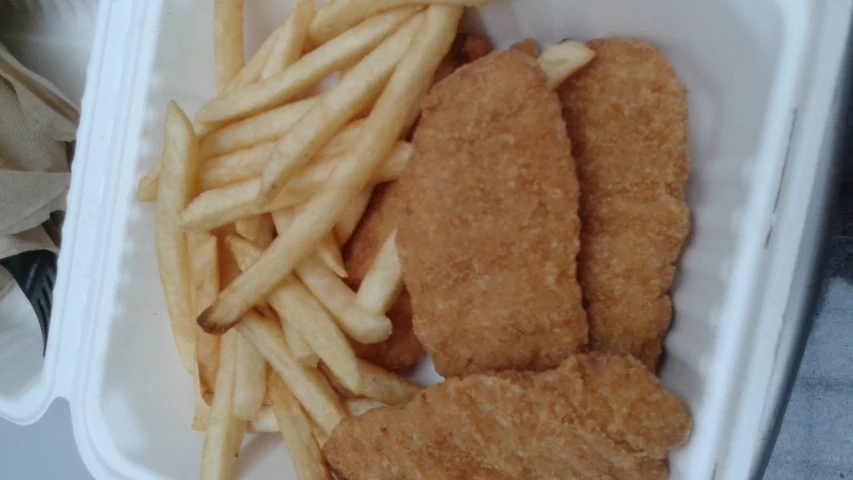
[137,0,595,478]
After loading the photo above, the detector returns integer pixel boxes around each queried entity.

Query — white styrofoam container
[1,0,852,478]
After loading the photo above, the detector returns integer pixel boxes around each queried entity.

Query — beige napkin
[0,41,78,291]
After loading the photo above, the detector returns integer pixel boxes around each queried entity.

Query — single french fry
[345,398,387,417]
[214,0,245,91]
[136,157,162,202]
[355,230,403,314]
[226,236,361,392]
[261,0,315,80]
[182,178,262,231]
[155,102,202,373]
[200,331,247,480]
[308,0,488,45]
[233,333,268,421]
[334,186,373,245]
[285,320,320,366]
[199,97,318,158]
[259,13,425,201]
[537,40,596,89]
[320,359,421,406]
[192,363,212,430]
[197,6,461,335]
[235,310,348,434]
[189,231,221,404]
[268,374,331,480]
[357,359,422,406]
[196,6,421,123]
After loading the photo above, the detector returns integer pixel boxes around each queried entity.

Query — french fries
[155,102,202,373]
[196,6,421,123]
[214,0,245,90]
[268,375,331,480]
[357,359,423,406]
[537,40,596,89]
[355,230,403,314]
[235,310,347,435]
[285,321,320,366]
[197,6,461,334]
[226,235,362,393]
[200,331,247,480]
[259,13,426,201]
[309,0,490,46]
[261,0,315,80]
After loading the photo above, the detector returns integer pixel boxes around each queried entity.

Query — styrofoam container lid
[2,0,852,478]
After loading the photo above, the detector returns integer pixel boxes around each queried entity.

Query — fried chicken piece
[324,353,692,480]
[396,50,587,377]
[557,39,691,369]
[343,34,494,374]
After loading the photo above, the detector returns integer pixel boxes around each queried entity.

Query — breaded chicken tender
[324,353,692,480]
[558,38,691,369]
[396,50,587,377]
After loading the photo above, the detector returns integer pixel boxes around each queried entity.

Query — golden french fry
[285,320,320,366]
[345,398,387,416]
[357,359,422,406]
[200,331,247,480]
[321,359,421,406]
[235,310,347,434]
[189,231,221,404]
[199,97,318,158]
[294,254,392,344]
[214,0,245,91]
[309,0,488,45]
[355,230,403,314]
[248,405,278,433]
[136,158,162,202]
[192,378,211,430]
[261,0,315,80]
[233,333,268,421]
[511,38,539,57]
[182,178,262,231]
[196,6,421,123]
[226,236,361,392]
[224,24,285,95]
[259,13,425,201]
[197,6,461,335]
[155,101,202,373]
[537,40,596,89]
[334,186,373,245]
[268,374,331,480]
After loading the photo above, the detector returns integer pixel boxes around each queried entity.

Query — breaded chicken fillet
[558,39,691,369]
[324,353,692,480]
[396,50,587,377]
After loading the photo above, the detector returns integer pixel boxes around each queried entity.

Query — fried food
[323,353,692,480]
[557,38,690,369]
[395,50,587,377]
[342,33,493,374]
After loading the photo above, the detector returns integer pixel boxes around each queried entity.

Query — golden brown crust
[558,38,691,369]
[397,50,587,377]
[324,354,691,480]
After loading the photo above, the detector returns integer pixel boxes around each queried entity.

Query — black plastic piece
[1,249,56,355]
